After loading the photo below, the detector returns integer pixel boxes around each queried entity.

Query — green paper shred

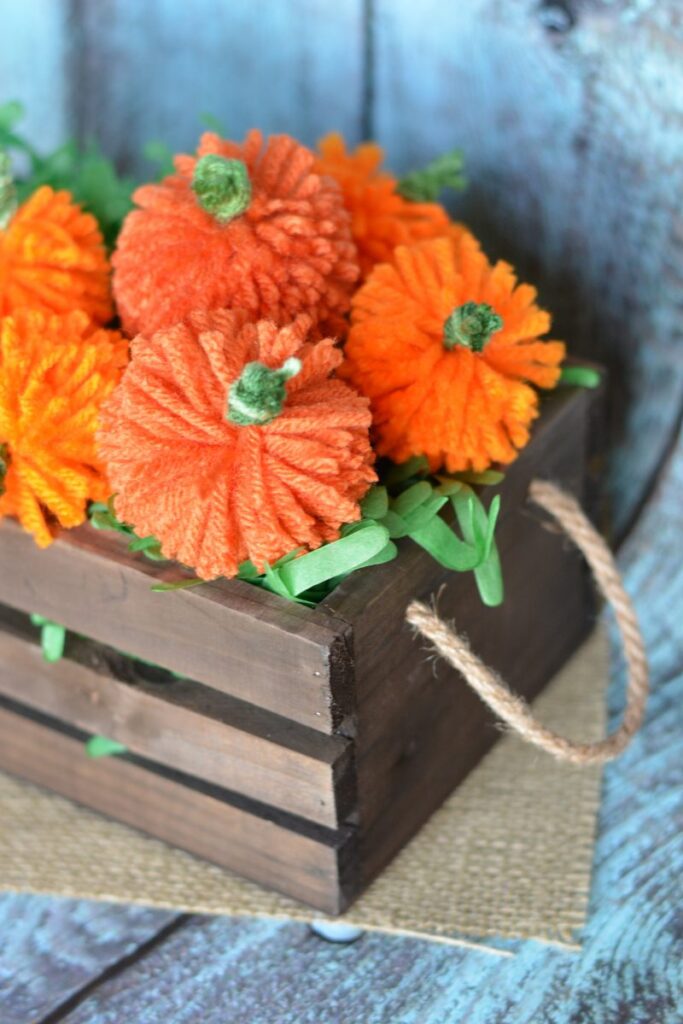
[143,140,175,177]
[560,365,602,389]
[400,493,449,532]
[200,112,227,134]
[0,101,134,247]
[410,514,482,572]
[0,101,24,134]
[392,481,433,518]
[360,485,389,520]
[452,469,505,486]
[378,509,410,539]
[86,736,128,759]
[262,562,296,600]
[397,150,466,203]
[383,455,430,488]
[278,524,393,597]
[89,501,167,563]
[128,534,165,560]
[30,614,66,663]
[452,486,504,607]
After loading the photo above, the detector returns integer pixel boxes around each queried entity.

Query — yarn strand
[406,479,649,765]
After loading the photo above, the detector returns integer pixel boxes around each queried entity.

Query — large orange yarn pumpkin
[0,186,113,323]
[315,133,453,277]
[112,131,360,338]
[98,310,375,579]
[344,232,565,472]
[0,309,127,547]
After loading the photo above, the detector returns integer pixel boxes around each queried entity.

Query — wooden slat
[68,0,367,173]
[0,700,357,914]
[0,613,354,828]
[0,520,353,735]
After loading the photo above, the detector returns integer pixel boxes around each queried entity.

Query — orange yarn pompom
[112,131,359,338]
[315,133,452,277]
[344,233,566,473]
[0,309,127,547]
[98,310,376,580]
[0,186,113,324]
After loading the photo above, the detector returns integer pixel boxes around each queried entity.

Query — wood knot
[536,0,576,34]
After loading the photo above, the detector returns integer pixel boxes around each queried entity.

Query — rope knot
[443,302,503,353]
[227,358,301,427]
[192,154,252,223]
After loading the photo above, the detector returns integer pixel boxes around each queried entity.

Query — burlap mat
[0,629,608,951]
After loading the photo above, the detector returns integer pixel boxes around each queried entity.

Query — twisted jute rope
[406,479,649,765]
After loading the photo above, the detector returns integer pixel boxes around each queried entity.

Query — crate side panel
[0,522,353,734]
[344,386,602,884]
[0,616,354,829]
[0,701,357,914]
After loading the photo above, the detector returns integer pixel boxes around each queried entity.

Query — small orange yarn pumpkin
[0,308,127,546]
[315,133,453,277]
[344,232,566,473]
[112,131,360,338]
[98,310,376,580]
[0,186,113,324]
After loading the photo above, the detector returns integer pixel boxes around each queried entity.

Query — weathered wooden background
[1,4,682,1020]
[2,0,682,536]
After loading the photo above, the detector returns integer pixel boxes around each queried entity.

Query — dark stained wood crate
[0,383,604,914]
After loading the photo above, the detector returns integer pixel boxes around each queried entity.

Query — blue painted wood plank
[67,0,367,175]
[0,0,71,155]
[370,0,683,535]
[56,429,683,1022]
[0,894,178,1024]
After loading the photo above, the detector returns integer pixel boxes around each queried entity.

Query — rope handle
[406,479,648,765]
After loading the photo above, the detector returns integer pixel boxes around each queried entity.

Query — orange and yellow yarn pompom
[98,310,376,580]
[343,232,565,473]
[112,131,360,338]
[315,133,453,278]
[0,186,113,324]
[0,309,127,547]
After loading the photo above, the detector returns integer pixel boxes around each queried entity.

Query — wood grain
[0,519,353,735]
[67,0,367,173]
[371,0,683,536]
[0,612,354,828]
[0,699,357,915]
[0,894,178,1024]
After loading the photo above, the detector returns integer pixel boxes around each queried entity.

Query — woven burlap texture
[0,629,608,950]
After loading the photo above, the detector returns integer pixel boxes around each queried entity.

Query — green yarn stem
[227,358,302,426]
[0,443,10,497]
[443,302,503,353]
[192,154,251,222]
[397,150,465,202]
[0,152,17,229]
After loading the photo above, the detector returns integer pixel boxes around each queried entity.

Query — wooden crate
[0,384,603,914]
